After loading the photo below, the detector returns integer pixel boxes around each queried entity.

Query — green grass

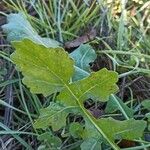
[0,0,150,149]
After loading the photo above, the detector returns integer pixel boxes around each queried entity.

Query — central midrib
[37,57,119,150]
[64,83,120,150]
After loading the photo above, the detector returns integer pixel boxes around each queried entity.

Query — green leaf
[141,99,150,110]
[69,122,84,138]
[58,68,118,106]
[2,13,60,48]
[34,102,80,130]
[96,117,146,141]
[38,132,62,149]
[38,132,52,141]
[11,40,146,150]
[34,102,69,130]
[70,44,96,81]
[11,39,74,96]
[105,95,134,118]
[146,112,150,121]
[80,138,102,150]
[80,117,146,149]
[82,119,102,139]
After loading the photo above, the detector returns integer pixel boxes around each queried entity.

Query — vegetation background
[0,0,150,149]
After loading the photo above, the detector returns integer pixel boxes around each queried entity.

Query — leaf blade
[58,68,119,105]
[11,40,146,150]
[2,13,60,48]
[70,44,96,81]
[34,102,69,130]
[11,39,74,96]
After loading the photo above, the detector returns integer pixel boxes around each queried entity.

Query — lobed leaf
[96,117,146,141]
[58,68,118,106]
[34,102,69,131]
[11,40,146,150]
[69,117,146,150]
[11,39,74,96]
